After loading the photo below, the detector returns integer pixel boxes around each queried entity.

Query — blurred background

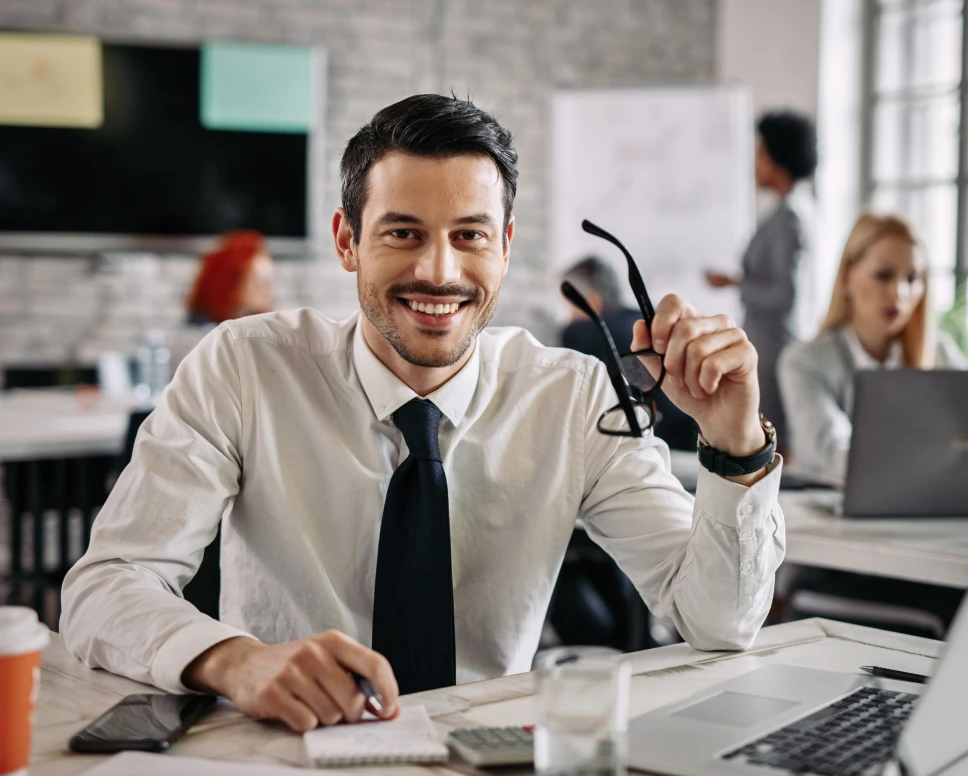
[1,0,966,644]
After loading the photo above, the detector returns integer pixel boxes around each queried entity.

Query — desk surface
[30,619,943,776]
[0,389,143,461]
[781,490,968,589]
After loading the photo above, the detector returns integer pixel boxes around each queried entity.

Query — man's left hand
[631,294,766,462]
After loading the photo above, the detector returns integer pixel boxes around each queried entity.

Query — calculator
[446,725,535,766]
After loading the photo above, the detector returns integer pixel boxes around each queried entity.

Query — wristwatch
[697,413,777,478]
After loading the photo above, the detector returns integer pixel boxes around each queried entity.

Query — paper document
[304,704,448,766]
[79,751,328,775]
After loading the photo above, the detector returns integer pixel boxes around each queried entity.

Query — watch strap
[697,415,777,477]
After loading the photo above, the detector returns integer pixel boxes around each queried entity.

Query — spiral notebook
[303,705,448,767]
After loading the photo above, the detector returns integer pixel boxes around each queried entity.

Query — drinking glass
[534,646,632,776]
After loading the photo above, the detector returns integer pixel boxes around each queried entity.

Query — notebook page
[303,705,448,765]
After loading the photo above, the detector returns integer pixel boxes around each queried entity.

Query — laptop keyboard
[722,686,919,775]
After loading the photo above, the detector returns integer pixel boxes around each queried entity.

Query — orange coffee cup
[0,607,49,776]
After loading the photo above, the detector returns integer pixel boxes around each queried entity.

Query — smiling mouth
[400,299,469,317]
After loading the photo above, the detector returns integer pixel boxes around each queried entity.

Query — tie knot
[393,399,442,461]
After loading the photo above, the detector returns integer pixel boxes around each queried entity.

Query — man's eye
[458,231,482,241]
[390,229,414,239]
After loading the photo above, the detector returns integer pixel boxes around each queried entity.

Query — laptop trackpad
[673,691,799,727]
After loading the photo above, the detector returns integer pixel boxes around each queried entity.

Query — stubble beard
[357,270,499,369]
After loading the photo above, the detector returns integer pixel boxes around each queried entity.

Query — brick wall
[0,0,716,371]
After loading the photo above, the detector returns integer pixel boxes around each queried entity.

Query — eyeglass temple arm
[560,281,644,437]
[581,219,656,323]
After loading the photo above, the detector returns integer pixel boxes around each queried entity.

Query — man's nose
[414,236,461,286]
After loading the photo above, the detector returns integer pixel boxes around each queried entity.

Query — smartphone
[68,693,217,753]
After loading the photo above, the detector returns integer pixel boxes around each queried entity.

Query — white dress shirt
[842,326,903,370]
[61,309,785,694]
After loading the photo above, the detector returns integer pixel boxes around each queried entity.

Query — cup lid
[0,606,50,655]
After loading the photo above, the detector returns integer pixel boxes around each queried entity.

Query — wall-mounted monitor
[0,34,315,256]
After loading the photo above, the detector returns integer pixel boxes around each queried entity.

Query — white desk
[0,389,142,461]
[668,455,968,589]
[29,619,944,775]
[781,490,968,589]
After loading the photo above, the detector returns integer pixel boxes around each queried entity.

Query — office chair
[1,366,110,628]
[782,567,963,640]
[117,410,221,620]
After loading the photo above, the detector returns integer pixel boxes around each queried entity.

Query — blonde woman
[778,212,966,483]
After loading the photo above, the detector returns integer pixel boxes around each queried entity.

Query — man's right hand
[182,631,400,732]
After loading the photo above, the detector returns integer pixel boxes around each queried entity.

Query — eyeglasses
[561,220,665,438]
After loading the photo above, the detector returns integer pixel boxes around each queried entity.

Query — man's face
[338,152,514,368]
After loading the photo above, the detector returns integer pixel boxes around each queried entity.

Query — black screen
[0,41,308,238]
[71,693,216,750]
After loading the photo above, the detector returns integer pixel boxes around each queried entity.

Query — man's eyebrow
[454,213,497,228]
[373,212,423,227]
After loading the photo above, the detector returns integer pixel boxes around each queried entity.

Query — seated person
[61,95,785,733]
[561,257,699,451]
[187,231,276,327]
[778,211,966,483]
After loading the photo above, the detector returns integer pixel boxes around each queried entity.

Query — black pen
[860,665,929,684]
[351,671,384,714]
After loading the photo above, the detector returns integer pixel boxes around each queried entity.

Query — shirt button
[740,504,756,516]
[741,561,752,573]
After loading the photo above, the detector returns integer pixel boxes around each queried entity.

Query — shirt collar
[842,326,903,369]
[351,312,481,427]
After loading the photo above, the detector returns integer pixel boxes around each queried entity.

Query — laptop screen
[896,598,968,775]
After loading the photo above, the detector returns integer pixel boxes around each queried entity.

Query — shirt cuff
[694,453,783,531]
[150,619,259,693]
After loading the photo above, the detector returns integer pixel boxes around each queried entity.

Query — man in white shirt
[61,94,785,733]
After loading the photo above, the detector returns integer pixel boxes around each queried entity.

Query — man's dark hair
[757,110,818,181]
[563,256,623,311]
[340,94,518,241]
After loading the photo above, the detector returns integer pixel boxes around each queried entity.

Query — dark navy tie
[372,398,456,694]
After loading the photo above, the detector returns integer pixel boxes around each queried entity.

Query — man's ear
[501,214,515,278]
[333,208,358,273]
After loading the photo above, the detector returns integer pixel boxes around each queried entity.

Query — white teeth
[406,300,462,316]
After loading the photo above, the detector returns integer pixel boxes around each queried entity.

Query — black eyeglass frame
[561,219,666,438]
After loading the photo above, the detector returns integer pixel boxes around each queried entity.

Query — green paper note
[200,41,314,133]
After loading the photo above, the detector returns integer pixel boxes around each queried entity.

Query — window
[864,0,967,314]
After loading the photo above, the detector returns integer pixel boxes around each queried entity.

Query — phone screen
[70,693,216,752]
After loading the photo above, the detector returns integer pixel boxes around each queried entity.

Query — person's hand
[631,295,767,479]
[705,271,739,288]
[183,631,400,732]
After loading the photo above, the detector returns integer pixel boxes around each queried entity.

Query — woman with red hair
[187,231,275,325]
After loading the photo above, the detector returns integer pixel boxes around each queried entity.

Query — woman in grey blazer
[778,211,967,483]
[708,111,817,450]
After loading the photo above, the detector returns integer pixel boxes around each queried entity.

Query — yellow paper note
[0,33,103,128]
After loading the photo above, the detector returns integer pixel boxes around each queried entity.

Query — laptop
[843,370,968,517]
[627,599,968,776]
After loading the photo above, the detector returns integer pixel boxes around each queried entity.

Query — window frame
[861,0,968,310]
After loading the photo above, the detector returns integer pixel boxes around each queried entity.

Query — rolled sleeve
[580,361,786,652]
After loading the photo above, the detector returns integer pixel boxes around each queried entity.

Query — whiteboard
[551,85,755,322]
